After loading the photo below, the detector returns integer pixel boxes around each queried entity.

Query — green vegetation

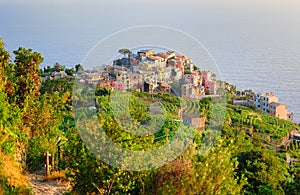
[0,37,300,194]
[118,48,132,56]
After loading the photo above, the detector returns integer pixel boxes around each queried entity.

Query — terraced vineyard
[97,91,167,136]
[181,99,201,114]
[97,91,203,120]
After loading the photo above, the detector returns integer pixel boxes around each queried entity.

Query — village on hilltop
[47,49,294,124]
[78,49,218,99]
[78,49,221,130]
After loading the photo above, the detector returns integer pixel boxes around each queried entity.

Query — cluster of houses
[254,92,293,121]
[77,50,295,126]
[233,91,294,122]
[76,49,216,130]
[78,49,217,99]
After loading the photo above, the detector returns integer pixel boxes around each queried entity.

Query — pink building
[175,55,186,61]
[111,82,124,91]
[204,80,215,94]
[176,61,184,74]
[202,71,212,81]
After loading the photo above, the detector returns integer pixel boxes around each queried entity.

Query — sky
[1,0,300,69]
[1,0,300,79]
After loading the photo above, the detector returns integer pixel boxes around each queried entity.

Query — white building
[254,92,293,121]
[254,92,278,114]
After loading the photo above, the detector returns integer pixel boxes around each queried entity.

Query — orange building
[269,102,288,120]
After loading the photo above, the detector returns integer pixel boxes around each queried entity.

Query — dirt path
[28,169,70,195]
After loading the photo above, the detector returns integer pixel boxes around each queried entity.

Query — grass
[0,151,31,194]
[0,152,29,188]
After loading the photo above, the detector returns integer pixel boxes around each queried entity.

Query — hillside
[1,38,300,194]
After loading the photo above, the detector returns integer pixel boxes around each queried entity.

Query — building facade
[255,92,293,121]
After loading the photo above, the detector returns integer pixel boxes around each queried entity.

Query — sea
[1,1,300,123]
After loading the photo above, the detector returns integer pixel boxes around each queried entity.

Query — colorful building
[255,92,293,121]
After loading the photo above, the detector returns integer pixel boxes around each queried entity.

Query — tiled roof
[183,113,204,118]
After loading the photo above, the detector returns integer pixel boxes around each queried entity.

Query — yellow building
[269,102,288,120]
[255,92,293,121]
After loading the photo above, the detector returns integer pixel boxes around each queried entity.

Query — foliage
[0,151,31,195]
[25,91,70,171]
[63,127,154,194]
[236,149,289,194]
[118,48,132,56]
[12,47,43,106]
[0,38,32,194]
[157,139,245,195]
[1,37,300,194]
[65,67,76,76]
[40,77,74,96]
[54,62,64,72]
[75,64,83,73]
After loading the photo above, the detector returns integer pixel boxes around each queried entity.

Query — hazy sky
[1,0,300,66]
[0,0,299,77]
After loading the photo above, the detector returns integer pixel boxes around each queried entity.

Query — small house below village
[182,113,205,129]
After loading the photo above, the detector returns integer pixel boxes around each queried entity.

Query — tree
[205,89,211,95]
[118,48,132,57]
[0,38,32,194]
[157,139,245,194]
[0,37,11,146]
[54,62,64,72]
[40,77,74,96]
[0,38,10,90]
[43,65,54,73]
[12,47,43,106]
[65,67,76,76]
[75,64,83,73]
[10,47,44,137]
[63,126,154,194]
[236,149,289,194]
[26,92,69,171]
